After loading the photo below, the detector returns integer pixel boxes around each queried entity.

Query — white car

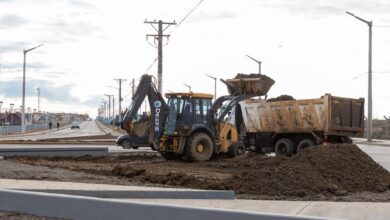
[71,122,80,129]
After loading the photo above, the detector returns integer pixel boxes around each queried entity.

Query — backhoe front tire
[186,133,213,162]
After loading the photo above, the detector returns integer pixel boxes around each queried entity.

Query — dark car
[115,134,151,149]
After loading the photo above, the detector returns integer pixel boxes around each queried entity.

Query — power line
[374,25,390,28]
[168,0,205,36]
[176,0,205,27]
[144,57,158,74]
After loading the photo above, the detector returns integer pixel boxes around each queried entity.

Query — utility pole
[114,78,127,125]
[145,19,176,93]
[112,97,115,122]
[37,87,40,112]
[346,11,373,142]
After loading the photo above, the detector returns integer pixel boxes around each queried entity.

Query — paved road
[0,120,105,141]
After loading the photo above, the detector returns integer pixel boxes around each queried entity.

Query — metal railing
[0,123,49,134]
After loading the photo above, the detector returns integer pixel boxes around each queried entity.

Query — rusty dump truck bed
[240,94,364,137]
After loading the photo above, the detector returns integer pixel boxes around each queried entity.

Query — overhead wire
[176,0,205,28]
[168,0,205,36]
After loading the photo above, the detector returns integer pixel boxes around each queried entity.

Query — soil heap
[267,95,295,102]
[113,144,390,198]
[8,143,390,200]
[215,144,390,198]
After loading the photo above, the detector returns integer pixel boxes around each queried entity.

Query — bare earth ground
[1,144,389,202]
[0,211,64,220]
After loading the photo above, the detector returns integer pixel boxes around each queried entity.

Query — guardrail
[0,122,72,134]
[0,124,47,134]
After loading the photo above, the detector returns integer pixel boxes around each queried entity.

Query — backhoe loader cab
[160,93,216,161]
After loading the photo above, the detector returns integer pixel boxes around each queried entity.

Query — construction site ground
[1,143,389,202]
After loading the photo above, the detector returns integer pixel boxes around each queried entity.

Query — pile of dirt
[8,144,390,200]
[267,95,295,102]
[234,73,270,80]
[110,144,390,198]
[213,144,390,198]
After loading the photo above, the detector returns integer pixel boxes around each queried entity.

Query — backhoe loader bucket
[225,73,275,96]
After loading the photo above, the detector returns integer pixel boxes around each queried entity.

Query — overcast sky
[0,0,389,118]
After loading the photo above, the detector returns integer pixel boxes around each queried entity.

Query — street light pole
[205,74,217,101]
[246,55,262,74]
[183,84,192,93]
[0,101,2,125]
[37,87,40,113]
[384,116,389,139]
[22,44,44,133]
[346,11,373,142]
[104,94,114,121]
[101,100,107,119]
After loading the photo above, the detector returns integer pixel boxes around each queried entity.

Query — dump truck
[228,94,365,156]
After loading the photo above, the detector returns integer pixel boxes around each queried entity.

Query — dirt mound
[111,144,390,198]
[216,144,390,197]
[234,73,273,80]
[9,144,390,200]
[267,95,295,102]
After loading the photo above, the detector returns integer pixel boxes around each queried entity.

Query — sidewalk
[123,199,390,220]
[353,138,390,147]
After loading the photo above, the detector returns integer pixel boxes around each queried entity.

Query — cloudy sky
[0,0,389,118]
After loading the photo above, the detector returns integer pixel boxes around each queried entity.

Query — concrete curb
[0,147,108,157]
[0,189,333,220]
[16,189,236,200]
[95,120,112,135]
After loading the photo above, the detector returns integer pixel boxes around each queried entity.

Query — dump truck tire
[297,139,315,152]
[228,143,246,158]
[275,138,294,157]
[122,140,132,149]
[186,133,213,162]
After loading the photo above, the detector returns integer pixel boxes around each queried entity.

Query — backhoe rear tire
[185,133,213,162]
[275,138,294,157]
[228,143,246,158]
